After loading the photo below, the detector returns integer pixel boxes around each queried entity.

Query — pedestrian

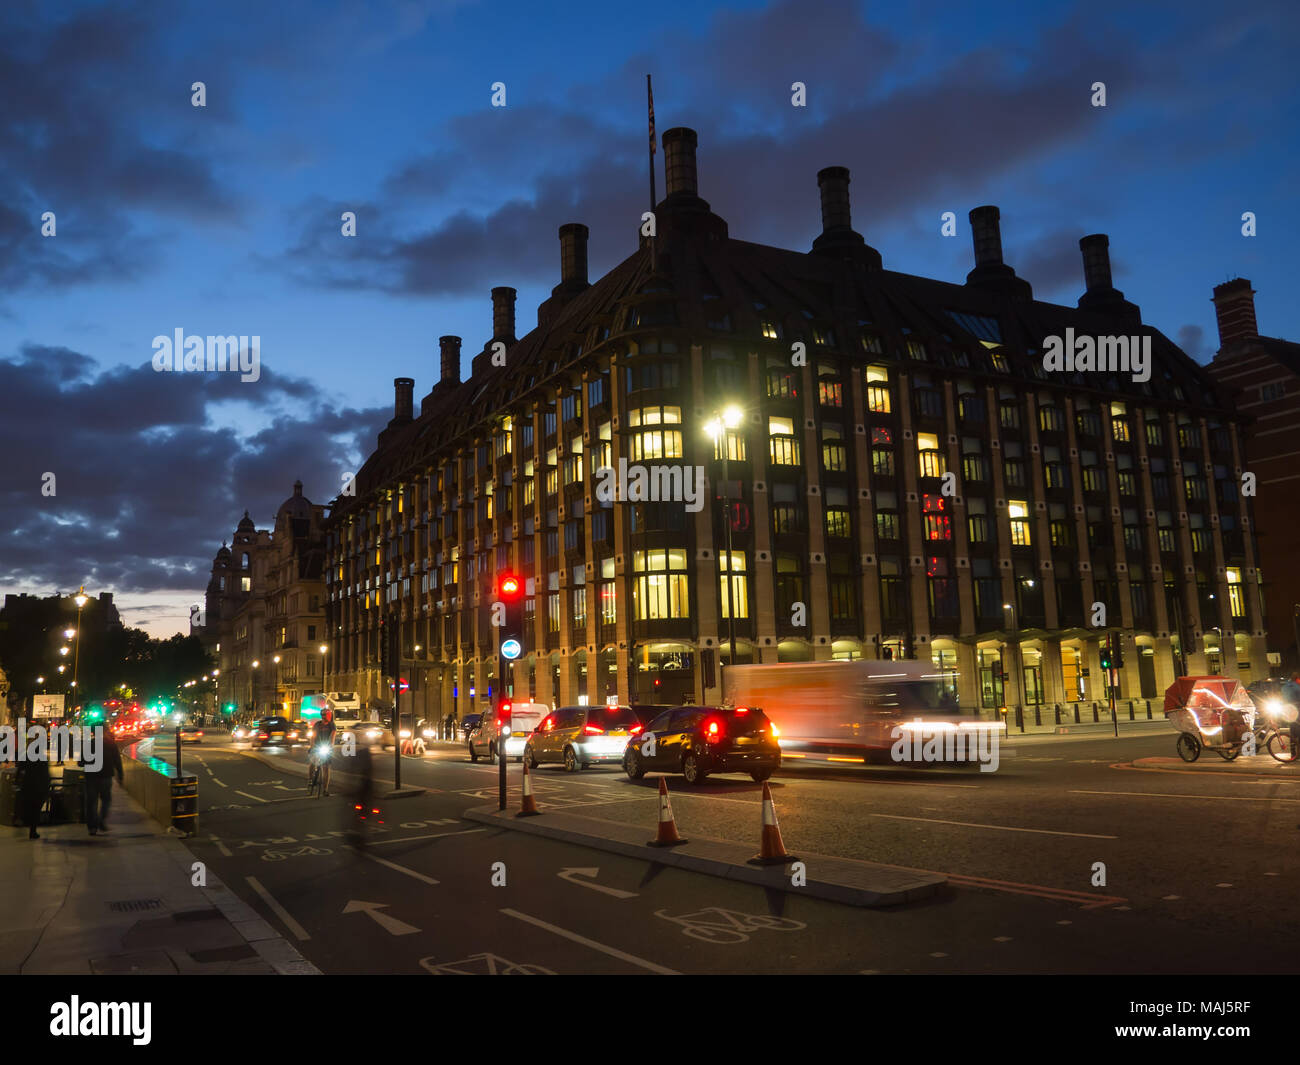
[83,725,124,835]
[1283,673,1300,756]
[17,730,50,840]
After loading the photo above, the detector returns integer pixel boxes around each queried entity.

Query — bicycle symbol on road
[419,952,554,975]
[654,907,806,944]
[261,845,334,862]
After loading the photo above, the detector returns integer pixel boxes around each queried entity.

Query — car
[231,722,258,742]
[526,704,642,772]
[252,716,296,748]
[178,725,204,744]
[629,703,673,727]
[459,713,482,741]
[623,705,780,785]
[469,701,547,763]
[338,718,395,750]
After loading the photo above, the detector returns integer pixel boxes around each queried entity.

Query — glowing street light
[703,404,745,684]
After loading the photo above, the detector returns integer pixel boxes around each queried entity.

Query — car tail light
[705,719,723,743]
[630,725,643,734]
[735,707,749,713]
[197,731,204,737]
[583,724,604,734]
[258,732,268,740]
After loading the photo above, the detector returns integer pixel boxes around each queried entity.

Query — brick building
[323,126,1268,728]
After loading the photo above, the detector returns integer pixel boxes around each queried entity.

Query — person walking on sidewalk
[83,726,124,835]
[16,732,50,840]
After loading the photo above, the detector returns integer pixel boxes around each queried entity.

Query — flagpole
[647,73,656,270]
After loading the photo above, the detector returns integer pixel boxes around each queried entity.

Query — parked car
[458,713,482,741]
[526,705,642,772]
[623,705,780,784]
[469,701,547,763]
[178,725,205,744]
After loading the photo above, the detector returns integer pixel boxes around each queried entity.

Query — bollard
[1092,701,1100,723]
[1014,705,1025,731]
[1128,699,1135,721]
[1034,704,1042,727]
[1073,702,1081,724]
[1145,699,1152,720]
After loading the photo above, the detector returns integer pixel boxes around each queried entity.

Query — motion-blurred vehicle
[623,705,780,784]
[231,722,257,742]
[338,719,394,750]
[526,704,641,771]
[252,716,296,749]
[178,725,205,744]
[458,713,482,741]
[724,660,1001,766]
[470,701,547,763]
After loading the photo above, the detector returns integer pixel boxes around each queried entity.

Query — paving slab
[0,783,319,975]
[464,803,945,907]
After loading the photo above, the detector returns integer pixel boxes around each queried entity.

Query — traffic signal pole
[1109,632,1119,738]
[497,624,506,811]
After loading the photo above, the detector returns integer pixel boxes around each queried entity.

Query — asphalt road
[143,728,1299,974]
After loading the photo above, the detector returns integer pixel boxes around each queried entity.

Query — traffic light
[222,702,237,715]
[498,698,513,737]
[1099,636,1113,672]
[495,572,525,662]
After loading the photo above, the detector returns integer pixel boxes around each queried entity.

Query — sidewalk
[0,784,319,975]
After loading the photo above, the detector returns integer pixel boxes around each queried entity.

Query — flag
[648,74,655,155]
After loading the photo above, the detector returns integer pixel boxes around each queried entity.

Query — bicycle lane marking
[500,908,679,974]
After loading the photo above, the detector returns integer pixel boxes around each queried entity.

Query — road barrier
[122,745,198,837]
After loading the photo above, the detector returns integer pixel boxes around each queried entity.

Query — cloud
[0,344,388,596]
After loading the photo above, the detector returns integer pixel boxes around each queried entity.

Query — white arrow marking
[342,900,421,936]
[557,867,638,899]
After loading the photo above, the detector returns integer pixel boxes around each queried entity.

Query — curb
[463,804,944,907]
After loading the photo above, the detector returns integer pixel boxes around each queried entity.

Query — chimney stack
[965,205,1032,300]
[393,377,414,422]
[491,286,517,343]
[811,166,879,266]
[662,127,699,199]
[558,224,588,289]
[439,336,461,384]
[969,206,1004,269]
[817,166,853,233]
[1079,234,1113,293]
[1212,278,1258,348]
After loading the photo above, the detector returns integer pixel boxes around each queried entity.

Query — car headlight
[1265,698,1284,716]
[399,730,411,738]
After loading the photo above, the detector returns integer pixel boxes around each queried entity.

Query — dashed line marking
[210,835,232,857]
[501,909,678,974]
[235,790,268,803]
[870,813,1117,839]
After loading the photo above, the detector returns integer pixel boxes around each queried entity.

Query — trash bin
[171,774,198,836]
[51,766,85,824]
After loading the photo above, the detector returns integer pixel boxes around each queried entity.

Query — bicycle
[1267,728,1298,763]
[307,744,332,797]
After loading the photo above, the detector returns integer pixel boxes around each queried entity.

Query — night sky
[2,0,1296,636]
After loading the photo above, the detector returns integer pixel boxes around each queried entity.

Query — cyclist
[1284,673,1300,758]
[312,707,337,795]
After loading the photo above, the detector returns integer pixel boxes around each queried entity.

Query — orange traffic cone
[749,782,797,865]
[517,758,540,817]
[648,777,687,847]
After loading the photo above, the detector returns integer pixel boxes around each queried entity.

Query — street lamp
[249,660,260,717]
[72,587,88,714]
[1003,598,1021,729]
[703,404,744,693]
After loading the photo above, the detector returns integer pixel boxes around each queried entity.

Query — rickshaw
[1164,675,1257,762]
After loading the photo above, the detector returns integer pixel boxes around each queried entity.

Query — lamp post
[72,587,88,715]
[704,405,743,699]
[248,660,259,718]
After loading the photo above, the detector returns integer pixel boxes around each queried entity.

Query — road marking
[870,813,1117,839]
[355,849,440,885]
[1071,789,1300,803]
[870,860,1126,909]
[557,867,638,899]
[209,835,232,857]
[501,909,678,974]
[235,790,268,803]
[212,778,228,788]
[343,900,420,936]
[368,828,485,848]
[246,876,311,941]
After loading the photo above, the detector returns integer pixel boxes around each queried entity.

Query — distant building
[323,126,1267,725]
[1206,279,1300,673]
[203,481,327,717]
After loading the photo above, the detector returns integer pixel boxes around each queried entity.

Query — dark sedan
[624,705,780,785]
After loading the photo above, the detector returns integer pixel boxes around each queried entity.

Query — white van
[468,699,549,763]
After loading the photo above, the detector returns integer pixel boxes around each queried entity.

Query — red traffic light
[499,573,522,598]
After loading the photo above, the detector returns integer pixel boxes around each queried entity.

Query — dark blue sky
[2,0,1296,636]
